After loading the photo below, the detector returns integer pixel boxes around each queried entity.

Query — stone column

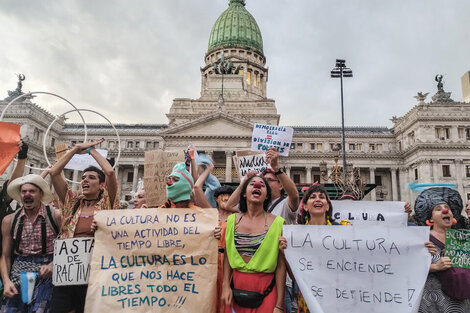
[205,150,214,160]
[369,167,376,201]
[225,151,233,183]
[390,167,398,201]
[114,164,121,197]
[398,168,408,202]
[72,170,79,191]
[408,167,415,201]
[285,166,291,179]
[432,159,439,183]
[305,166,312,184]
[455,159,464,196]
[132,164,139,193]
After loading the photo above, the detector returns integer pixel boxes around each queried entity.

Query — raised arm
[266,148,299,211]
[225,170,257,213]
[49,139,106,203]
[7,140,28,188]
[89,144,117,207]
[193,163,214,208]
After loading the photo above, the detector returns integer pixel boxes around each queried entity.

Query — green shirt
[225,213,285,273]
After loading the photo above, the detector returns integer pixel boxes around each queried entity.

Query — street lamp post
[331,59,353,181]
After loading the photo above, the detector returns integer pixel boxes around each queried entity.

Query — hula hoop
[43,108,121,184]
[0,92,88,171]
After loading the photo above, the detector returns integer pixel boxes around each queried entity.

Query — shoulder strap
[12,214,25,255]
[268,196,285,213]
[10,209,23,238]
[45,205,59,235]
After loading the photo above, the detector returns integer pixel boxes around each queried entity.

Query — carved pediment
[160,112,253,137]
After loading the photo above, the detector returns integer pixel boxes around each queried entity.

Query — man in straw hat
[0,174,60,312]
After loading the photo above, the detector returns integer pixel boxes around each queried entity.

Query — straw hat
[7,174,54,204]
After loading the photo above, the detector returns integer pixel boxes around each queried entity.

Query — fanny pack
[231,275,276,308]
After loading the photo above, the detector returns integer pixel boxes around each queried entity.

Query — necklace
[83,197,99,206]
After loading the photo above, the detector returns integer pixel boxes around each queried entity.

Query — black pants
[51,285,88,313]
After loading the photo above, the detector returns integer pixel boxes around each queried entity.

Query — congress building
[1,0,470,206]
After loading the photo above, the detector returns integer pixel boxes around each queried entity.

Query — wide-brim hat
[7,174,54,204]
[414,187,462,226]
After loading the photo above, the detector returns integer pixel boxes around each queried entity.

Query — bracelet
[87,147,95,155]
[275,305,284,311]
[274,168,283,175]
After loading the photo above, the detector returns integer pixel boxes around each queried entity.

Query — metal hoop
[1,92,88,171]
[43,108,121,184]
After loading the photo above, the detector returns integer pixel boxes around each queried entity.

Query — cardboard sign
[144,150,185,207]
[445,229,470,268]
[64,149,108,171]
[233,150,270,179]
[53,237,95,286]
[251,123,293,156]
[85,208,218,313]
[284,225,431,313]
[0,122,20,175]
[331,201,408,226]
[55,144,68,160]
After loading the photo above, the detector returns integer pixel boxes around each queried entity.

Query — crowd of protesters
[0,138,469,313]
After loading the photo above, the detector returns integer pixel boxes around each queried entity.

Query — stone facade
[1,1,470,206]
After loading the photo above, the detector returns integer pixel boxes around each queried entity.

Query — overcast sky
[1,0,469,128]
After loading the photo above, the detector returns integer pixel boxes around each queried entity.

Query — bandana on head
[166,163,194,203]
[414,187,462,226]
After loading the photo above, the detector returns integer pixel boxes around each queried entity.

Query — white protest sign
[251,123,293,156]
[234,150,270,179]
[65,149,108,171]
[53,237,95,286]
[284,225,431,313]
[332,201,408,226]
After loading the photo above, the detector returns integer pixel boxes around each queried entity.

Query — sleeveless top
[225,213,285,273]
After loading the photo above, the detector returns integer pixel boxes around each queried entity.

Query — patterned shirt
[14,205,56,255]
[59,187,118,239]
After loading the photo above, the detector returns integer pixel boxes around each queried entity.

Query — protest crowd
[0,130,470,313]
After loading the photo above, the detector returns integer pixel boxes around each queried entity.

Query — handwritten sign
[144,150,185,207]
[65,149,108,171]
[251,123,293,156]
[331,201,408,226]
[53,237,95,286]
[233,150,270,179]
[0,121,20,175]
[284,225,431,313]
[85,208,218,313]
[445,229,470,269]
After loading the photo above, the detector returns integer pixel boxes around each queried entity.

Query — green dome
[208,0,263,55]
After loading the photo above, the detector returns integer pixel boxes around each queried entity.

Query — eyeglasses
[266,178,280,183]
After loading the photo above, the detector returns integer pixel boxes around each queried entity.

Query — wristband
[274,168,283,175]
[275,305,284,311]
[87,147,95,155]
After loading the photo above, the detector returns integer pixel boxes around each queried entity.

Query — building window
[349,144,355,151]
[370,144,376,151]
[291,143,296,150]
[127,141,134,149]
[375,175,382,186]
[135,141,140,149]
[414,168,418,180]
[127,172,134,183]
[466,128,470,140]
[50,138,55,147]
[330,143,341,151]
[310,143,315,150]
[154,142,159,149]
[71,140,77,146]
[442,165,451,177]
[317,143,323,150]
[146,141,153,149]
[377,144,383,151]
[467,193,470,201]
[293,174,300,184]
[297,143,303,149]
[435,127,450,140]
[108,141,115,149]
[466,165,470,178]
[313,174,321,183]
[246,71,251,85]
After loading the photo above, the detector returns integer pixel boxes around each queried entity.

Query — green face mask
[166,163,194,203]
